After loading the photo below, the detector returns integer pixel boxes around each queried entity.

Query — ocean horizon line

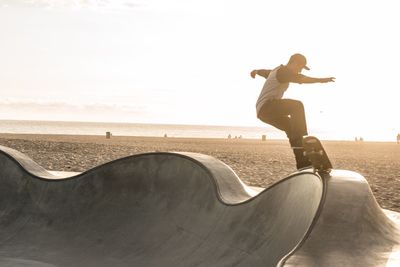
[0,119,283,140]
[0,119,398,142]
[1,132,398,144]
[0,119,266,130]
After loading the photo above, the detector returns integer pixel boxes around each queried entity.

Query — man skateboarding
[251,53,335,170]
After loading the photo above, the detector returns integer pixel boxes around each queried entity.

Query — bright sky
[1,0,399,141]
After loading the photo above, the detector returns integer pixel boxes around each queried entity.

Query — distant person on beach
[397,133,400,144]
[251,53,335,169]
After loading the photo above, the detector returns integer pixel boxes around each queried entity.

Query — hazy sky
[1,0,399,140]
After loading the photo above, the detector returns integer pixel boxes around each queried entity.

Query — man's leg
[280,99,308,138]
[258,99,308,137]
[289,137,312,169]
[258,99,311,169]
[281,100,312,169]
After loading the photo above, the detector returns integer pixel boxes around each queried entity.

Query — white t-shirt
[255,65,289,115]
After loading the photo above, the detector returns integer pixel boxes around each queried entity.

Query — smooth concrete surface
[282,170,400,266]
[0,145,399,266]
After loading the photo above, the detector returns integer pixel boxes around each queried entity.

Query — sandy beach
[1,133,399,212]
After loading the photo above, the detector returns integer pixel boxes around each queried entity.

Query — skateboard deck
[302,136,333,173]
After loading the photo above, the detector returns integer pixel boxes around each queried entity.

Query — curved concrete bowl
[0,145,399,266]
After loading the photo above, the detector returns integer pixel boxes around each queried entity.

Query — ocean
[1,120,397,142]
[0,120,286,140]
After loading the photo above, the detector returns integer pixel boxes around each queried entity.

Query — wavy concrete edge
[0,144,320,205]
[4,144,398,266]
[0,144,324,266]
[0,146,400,266]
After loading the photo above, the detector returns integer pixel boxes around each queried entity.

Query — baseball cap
[289,53,310,70]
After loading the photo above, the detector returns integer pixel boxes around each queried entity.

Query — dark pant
[258,99,311,169]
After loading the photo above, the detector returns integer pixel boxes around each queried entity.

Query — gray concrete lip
[0,145,399,266]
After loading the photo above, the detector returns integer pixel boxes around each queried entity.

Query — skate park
[0,144,399,266]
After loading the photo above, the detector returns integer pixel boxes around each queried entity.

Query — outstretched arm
[277,67,335,84]
[296,76,335,84]
[250,69,271,79]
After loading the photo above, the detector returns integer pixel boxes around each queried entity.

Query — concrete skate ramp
[0,145,399,266]
[0,145,323,266]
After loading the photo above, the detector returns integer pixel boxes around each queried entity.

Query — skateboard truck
[302,136,333,174]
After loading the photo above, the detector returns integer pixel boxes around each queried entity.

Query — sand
[1,133,400,212]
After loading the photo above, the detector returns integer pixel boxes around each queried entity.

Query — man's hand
[251,69,271,79]
[250,70,257,78]
[320,77,336,83]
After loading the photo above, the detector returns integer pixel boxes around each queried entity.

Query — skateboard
[302,136,333,173]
